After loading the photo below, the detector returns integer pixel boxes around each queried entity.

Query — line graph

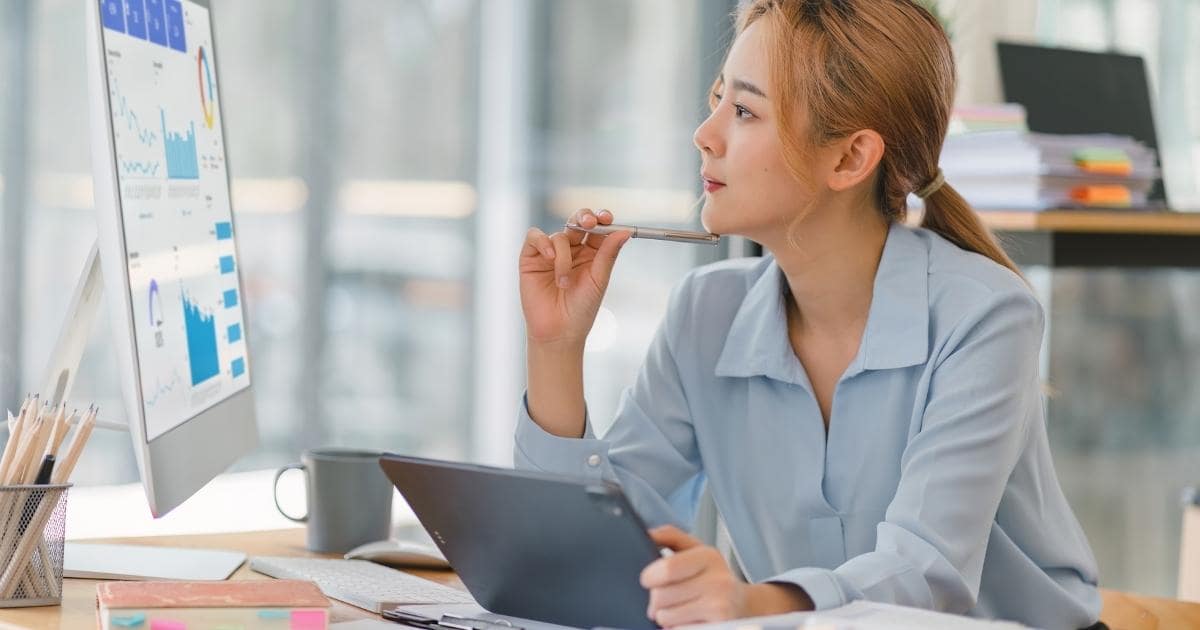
[110,80,159,149]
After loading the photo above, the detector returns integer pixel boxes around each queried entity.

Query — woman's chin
[700,205,742,238]
[700,205,727,235]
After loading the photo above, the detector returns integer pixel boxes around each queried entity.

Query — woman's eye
[711,91,723,102]
[734,104,753,120]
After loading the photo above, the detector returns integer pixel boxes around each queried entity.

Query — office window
[532,0,729,433]
[321,0,479,459]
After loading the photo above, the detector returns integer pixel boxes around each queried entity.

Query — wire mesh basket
[0,484,70,607]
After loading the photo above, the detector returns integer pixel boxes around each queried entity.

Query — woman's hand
[641,526,815,627]
[519,209,632,347]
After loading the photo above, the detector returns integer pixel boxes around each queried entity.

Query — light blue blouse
[514,223,1101,629]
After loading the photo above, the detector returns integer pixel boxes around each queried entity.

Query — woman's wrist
[744,582,815,616]
[526,338,587,438]
[526,336,586,358]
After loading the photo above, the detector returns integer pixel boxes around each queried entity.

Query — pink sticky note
[149,620,186,630]
[290,609,327,630]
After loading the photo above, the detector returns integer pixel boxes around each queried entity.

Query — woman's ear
[827,129,885,192]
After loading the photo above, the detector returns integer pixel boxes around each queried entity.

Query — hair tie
[916,169,945,199]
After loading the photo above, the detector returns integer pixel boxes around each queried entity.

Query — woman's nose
[693,111,723,157]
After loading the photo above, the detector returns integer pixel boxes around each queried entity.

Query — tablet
[379,454,660,629]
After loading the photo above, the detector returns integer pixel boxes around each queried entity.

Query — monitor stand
[42,241,247,581]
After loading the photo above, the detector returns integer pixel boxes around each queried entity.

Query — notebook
[96,579,331,630]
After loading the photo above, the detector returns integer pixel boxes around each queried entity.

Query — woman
[515,1,1101,628]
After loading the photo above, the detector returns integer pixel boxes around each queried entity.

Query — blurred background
[0,0,1198,598]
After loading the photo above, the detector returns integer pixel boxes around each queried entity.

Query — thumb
[648,524,702,551]
[589,230,632,286]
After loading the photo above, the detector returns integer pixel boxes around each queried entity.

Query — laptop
[997,41,1168,207]
[379,454,662,630]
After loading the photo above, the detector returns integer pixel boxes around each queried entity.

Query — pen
[440,613,521,630]
[33,455,55,486]
[382,609,524,630]
[382,608,442,629]
[565,222,720,245]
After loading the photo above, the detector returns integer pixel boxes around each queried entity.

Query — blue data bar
[215,222,232,240]
[165,0,186,52]
[219,256,235,274]
[231,357,245,378]
[227,323,242,343]
[223,289,238,309]
[145,0,167,46]
[123,0,147,39]
[101,0,125,32]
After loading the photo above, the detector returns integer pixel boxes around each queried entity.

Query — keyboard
[250,556,476,613]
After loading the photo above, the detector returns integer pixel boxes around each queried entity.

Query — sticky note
[290,609,327,629]
[150,619,186,630]
[257,609,290,619]
[112,612,147,627]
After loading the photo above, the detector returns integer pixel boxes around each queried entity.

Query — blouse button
[586,454,601,467]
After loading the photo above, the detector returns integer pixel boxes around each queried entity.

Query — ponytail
[919,181,1024,279]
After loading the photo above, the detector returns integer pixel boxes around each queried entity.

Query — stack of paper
[939,128,1159,210]
[382,600,1028,630]
[948,103,1028,135]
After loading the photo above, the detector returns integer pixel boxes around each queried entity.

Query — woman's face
[694,22,811,241]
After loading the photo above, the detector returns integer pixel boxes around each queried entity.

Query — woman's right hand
[520,209,633,348]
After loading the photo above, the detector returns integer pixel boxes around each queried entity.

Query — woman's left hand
[641,525,815,628]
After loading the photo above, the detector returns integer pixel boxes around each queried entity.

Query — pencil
[51,406,96,485]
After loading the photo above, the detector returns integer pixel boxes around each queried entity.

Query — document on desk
[680,600,1028,630]
[335,601,1028,630]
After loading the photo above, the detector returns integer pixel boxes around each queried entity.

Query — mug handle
[273,463,308,523]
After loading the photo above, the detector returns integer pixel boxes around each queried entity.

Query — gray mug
[273,448,393,553]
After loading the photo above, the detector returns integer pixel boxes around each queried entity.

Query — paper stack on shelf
[948,103,1028,134]
[939,105,1159,210]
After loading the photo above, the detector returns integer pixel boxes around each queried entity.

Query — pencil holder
[0,484,70,607]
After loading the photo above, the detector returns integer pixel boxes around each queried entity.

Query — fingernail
[543,247,555,259]
[557,276,569,288]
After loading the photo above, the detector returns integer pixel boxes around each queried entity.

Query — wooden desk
[0,528,465,629]
[915,209,1200,268]
[2,528,1196,629]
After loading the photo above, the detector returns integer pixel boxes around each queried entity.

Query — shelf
[977,209,1200,235]
[909,209,1200,268]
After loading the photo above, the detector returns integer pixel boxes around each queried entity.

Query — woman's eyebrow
[718,73,768,99]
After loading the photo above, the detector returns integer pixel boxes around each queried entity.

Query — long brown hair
[721,0,1021,277]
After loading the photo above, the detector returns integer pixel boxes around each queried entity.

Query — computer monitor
[997,41,1168,207]
[83,0,258,517]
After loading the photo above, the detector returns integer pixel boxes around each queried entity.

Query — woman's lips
[703,178,725,193]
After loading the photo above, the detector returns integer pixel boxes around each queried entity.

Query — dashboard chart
[101,0,249,441]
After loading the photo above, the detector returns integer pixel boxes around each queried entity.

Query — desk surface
[903,209,1200,268]
[0,528,464,629]
[2,528,1196,629]
[905,208,1200,235]
[976,209,1200,235]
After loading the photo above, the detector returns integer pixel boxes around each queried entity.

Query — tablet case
[379,454,660,630]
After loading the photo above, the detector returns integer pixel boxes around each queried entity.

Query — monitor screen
[98,0,249,441]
